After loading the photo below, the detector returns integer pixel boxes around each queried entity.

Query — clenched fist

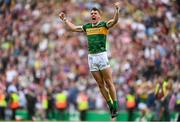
[114,2,121,10]
[59,12,66,21]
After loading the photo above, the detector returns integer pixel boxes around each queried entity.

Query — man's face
[158,77,163,84]
[90,10,101,24]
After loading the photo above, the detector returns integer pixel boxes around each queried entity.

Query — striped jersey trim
[86,27,108,35]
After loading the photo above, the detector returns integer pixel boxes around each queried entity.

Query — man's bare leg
[100,68,117,101]
[100,67,118,118]
[91,71,113,110]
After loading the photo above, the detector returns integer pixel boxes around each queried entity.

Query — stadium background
[0,0,179,121]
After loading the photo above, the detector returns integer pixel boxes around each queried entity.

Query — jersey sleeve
[82,24,86,32]
[104,21,109,29]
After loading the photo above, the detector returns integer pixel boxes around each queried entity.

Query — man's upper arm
[74,26,84,32]
[106,19,115,29]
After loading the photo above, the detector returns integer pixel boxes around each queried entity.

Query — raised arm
[59,12,83,32]
[106,2,121,29]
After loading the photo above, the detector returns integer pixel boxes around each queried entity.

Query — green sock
[107,100,113,110]
[113,100,118,110]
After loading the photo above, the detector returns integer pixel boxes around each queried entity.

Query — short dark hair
[90,7,101,14]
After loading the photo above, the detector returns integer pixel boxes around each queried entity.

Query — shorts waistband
[88,51,107,56]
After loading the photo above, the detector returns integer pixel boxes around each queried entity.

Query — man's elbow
[70,28,77,32]
[114,18,119,24]
[114,20,118,25]
[67,27,77,32]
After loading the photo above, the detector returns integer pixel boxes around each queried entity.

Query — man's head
[158,76,163,84]
[90,7,101,24]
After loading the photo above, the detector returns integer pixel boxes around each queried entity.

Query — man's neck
[92,21,100,26]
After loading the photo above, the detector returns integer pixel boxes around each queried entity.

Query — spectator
[77,88,89,121]
[0,88,7,120]
[126,82,136,121]
[25,87,37,120]
[54,86,68,121]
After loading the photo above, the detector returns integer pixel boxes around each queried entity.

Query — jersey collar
[92,21,101,27]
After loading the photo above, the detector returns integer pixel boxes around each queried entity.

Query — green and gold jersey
[82,21,108,54]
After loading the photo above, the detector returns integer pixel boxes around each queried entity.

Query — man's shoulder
[83,21,108,30]
[83,23,92,27]
[99,21,107,24]
[98,21,108,27]
[82,23,92,31]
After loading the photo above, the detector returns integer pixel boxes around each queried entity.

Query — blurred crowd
[0,0,179,121]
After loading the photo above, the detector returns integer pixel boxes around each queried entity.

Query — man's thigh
[100,67,113,81]
[91,71,104,84]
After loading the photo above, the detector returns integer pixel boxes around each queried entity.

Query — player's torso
[83,21,108,54]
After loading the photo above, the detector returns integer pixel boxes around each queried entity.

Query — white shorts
[88,52,110,71]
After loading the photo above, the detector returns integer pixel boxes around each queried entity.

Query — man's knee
[105,79,114,88]
[97,82,106,89]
